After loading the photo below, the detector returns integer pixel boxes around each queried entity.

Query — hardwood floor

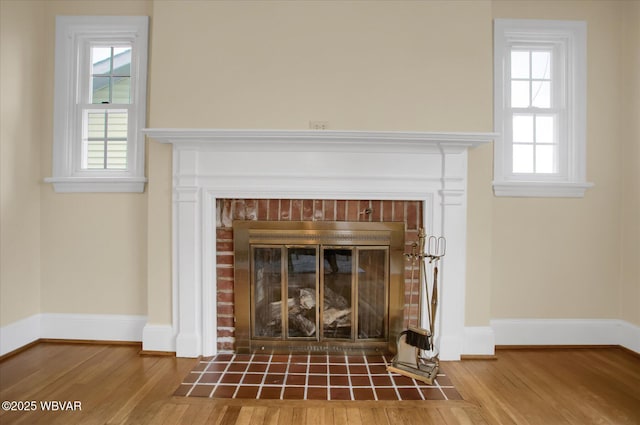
[1,342,638,424]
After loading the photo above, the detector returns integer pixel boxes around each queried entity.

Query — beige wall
[0,0,44,326]
[2,0,152,327]
[146,0,494,324]
[620,0,640,327]
[1,0,637,335]
[489,1,638,324]
[38,1,151,317]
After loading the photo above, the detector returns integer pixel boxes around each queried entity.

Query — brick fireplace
[215,198,423,352]
[142,129,494,360]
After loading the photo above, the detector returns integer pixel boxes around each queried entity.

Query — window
[46,16,148,192]
[493,19,592,197]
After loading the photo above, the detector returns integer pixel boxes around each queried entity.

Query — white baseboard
[616,321,640,354]
[0,314,41,356]
[4,315,638,358]
[463,326,496,355]
[1,313,147,356]
[491,318,640,354]
[142,324,176,352]
[41,313,147,341]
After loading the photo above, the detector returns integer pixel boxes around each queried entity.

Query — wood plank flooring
[1,342,639,424]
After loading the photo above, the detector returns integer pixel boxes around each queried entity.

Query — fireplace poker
[388,228,446,385]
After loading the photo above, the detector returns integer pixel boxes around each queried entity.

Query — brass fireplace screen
[233,221,405,354]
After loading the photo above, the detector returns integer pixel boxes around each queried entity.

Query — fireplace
[142,128,494,360]
[233,220,405,354]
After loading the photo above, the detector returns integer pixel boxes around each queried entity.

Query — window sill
[493,180,594,198]
[44,176,147,193]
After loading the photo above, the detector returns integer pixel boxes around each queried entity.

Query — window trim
[46,16,148,193]
[493,19,593,197]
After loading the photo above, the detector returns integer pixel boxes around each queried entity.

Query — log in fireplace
[233,221,405,354]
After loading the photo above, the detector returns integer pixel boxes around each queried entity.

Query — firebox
[234,221,405,354]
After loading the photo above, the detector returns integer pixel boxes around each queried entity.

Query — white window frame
[46,16,148,193]
[493,19,593,197]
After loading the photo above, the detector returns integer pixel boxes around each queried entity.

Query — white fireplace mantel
[142,128,496,360]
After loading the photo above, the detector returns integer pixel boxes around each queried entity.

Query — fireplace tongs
[387,228,446,385]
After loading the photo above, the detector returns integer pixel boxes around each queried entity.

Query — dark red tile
[173,384,192,396]
[259,386,282,399]
[368,365,388,374]
[353,387,376,400]
[442,387,463,400]
[285,374,306,385]
[397,387,423,400]
[370,375,393,386]
[375,387,399,400]
[214,354,233,362]
[348,365,368,374]
[192,362,208,371]
[392,375,415,386]
[206,363,227,372]
[220,373,243,384]
[288,364,307,373]
[435,375,453,386]
[329,364,348,374]
[283,387,305,400]
[307,387,327,400]
[346,355,366,364]
[328,355,346,363]
[366,355,386,364]
[264,374,285,385]
[212,385,236,398]
[330,387,352,400]
[183,372,200,383]
[235,386,259,399]
[308,364,327,374]
[290,355,308,363]
[421,388,446,400]
[307,375,327,386]
[233,354,252,362]
[309,356,327,363]
[268,363,287,373]
[190,384,215,397]
[227,362,248,372]
[349,375,371,386]
[198,373,222,384]
[241,374,263,385]
[247,363,268,373]
[329,375,349,386]
[252,354,271,362]
[271,355,289,363]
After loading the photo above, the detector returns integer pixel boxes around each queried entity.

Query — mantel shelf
[143,128,496,153]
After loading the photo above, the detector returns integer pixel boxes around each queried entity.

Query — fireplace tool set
[387,228,446,385]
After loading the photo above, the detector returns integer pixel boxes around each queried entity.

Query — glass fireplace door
[251,243,388,345]
[252,247,283,338]
[286,247,318,339]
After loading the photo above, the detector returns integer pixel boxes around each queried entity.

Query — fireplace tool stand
[387,228,446,385]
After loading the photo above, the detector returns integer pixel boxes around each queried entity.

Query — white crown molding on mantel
[143,128,496,359]
[143,129,496,153]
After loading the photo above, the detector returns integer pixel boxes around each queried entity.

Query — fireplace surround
[142,129,494,360]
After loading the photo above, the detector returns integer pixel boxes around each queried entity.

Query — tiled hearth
[175,353,462,401]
